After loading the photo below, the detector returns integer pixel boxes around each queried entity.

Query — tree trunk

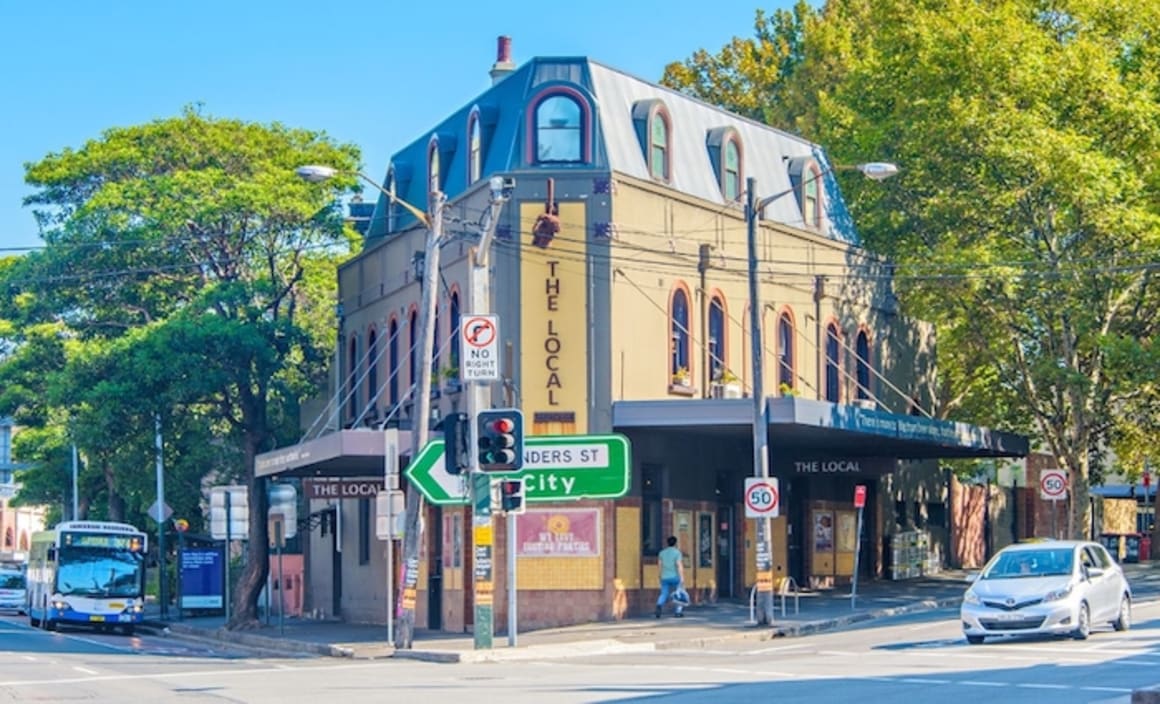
[1068,452,1093,541]
[104,463,125,523]
[228,431,269,629]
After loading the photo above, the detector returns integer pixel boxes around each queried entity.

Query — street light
[295,165,430,227]
[744,161,899,624]
[296,162,444,650]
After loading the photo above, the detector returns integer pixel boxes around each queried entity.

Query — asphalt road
[3,600,1160,703]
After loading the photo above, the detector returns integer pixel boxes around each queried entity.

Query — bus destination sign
[63,532,145,552]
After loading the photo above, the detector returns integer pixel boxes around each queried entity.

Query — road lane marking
[1081,686,1133,693]
[899,678,951,684]
[20,656,35,661]
[749,643,809,654]
[72,667,98,675]
[1015,683,1070,689]
[0,662,383,688]
[958,681,1005,687]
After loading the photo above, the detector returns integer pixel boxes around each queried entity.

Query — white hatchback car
[961,540,1130,644]
[0,569,26,614]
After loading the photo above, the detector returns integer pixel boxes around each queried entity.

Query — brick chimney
[490,35,516,85]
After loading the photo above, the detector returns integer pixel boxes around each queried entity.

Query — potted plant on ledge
[711,369,743,399]
[670,366,692,393]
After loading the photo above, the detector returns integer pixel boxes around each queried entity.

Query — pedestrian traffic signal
[441,412,469,475]
[477,409,524,471]
[499,478,526,515]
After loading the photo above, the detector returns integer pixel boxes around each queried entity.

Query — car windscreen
[0,573,25,589]
[983,548,1073,579]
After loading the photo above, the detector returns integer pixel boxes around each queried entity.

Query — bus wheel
[29,613,40,628]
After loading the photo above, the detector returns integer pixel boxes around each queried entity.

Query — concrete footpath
[144,563,1160,664]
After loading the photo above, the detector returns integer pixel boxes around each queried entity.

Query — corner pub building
[256,37,1028,633]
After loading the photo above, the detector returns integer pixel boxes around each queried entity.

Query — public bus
[26,521,148,635]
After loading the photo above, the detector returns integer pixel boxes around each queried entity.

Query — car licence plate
[998,612,1023,621]
[89,615,105,622]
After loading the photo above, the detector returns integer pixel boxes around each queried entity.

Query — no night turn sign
[461,315,500,381]
[744,478,780,518]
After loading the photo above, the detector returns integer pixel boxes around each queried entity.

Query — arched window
[18,532,27,551]
[855,330,871,400]
[468,113,482,184]
[367,328,378,415]
[825,323,841,402]
[723,138,741,201]
[534,94,584,163]
[409,309,419,390]
[3,527,11,548]
[709,295,726,380]
[386,168,398,232]
[778,313,795,391]
[347,336,358,421]
[670,287,691,385]
[803,163,822,228]
[649,110,671,181]
[388,319,399,408]
[449,291,461,375]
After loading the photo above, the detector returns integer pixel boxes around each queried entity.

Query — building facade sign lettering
[519,201,589,432]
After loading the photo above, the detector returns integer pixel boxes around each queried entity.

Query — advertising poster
[813,511,834,552]
[516,509,600,557]
[179,546,225,610]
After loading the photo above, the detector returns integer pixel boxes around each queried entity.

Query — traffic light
[441,412,469,475]
[477,409,524,471]
[499,478,526,515]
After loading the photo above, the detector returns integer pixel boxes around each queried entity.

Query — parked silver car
[961,540,1130,644]
[0,568,26,614]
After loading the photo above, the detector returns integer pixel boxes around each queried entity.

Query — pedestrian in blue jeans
[656,535,685,618]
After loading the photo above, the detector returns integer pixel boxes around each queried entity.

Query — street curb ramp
[392,639,656,664]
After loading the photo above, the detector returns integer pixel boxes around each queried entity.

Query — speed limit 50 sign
[1040,469,1069,501]
[745,478,780,518]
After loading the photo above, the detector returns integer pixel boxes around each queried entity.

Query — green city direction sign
[405,434,631,506]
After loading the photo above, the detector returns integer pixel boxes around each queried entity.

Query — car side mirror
[1086,566,1105,579]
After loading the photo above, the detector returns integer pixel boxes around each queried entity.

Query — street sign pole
[851,485,867,610]
[155,415,167,620]
[465,185,507,651]
[225,490,232,625]
[507,510,517,647]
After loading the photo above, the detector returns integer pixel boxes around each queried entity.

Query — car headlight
[963,590,981,605]
[1045,585,1073,602]
[51,600,69,610]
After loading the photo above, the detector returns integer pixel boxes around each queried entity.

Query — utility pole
[155,414,167,619]
[71,444,79,521]
[467,179,511,650]
[395,191,445,649]
[698,244,712,397]
[745,177,775,625]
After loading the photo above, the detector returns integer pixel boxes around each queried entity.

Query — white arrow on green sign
[405,434,631,505]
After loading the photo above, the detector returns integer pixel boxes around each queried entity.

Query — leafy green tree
[664,1,1160,538]
[15,107,360,627]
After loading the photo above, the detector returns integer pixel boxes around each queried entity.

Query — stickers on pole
[744,477,780,518]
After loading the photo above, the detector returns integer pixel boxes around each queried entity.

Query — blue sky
[0,1,798,253]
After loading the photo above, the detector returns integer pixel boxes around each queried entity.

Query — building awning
[611,397,1028,460]
[255,429,422,480]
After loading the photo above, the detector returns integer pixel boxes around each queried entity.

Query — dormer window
[534,93,583,163]
[787,156,825,231]
[468,111,482,184]
[723,139,741,200]
[803,162,822,228]
[707,127,743,201]
[633,99,673,183]
[649,109,671,181]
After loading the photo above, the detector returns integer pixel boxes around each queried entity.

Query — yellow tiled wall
[616,507,642,589]
[519,556,604,590]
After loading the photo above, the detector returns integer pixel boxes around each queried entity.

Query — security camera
[489,176,515,199]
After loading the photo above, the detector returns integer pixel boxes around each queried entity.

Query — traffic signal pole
[467,182,510,650]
